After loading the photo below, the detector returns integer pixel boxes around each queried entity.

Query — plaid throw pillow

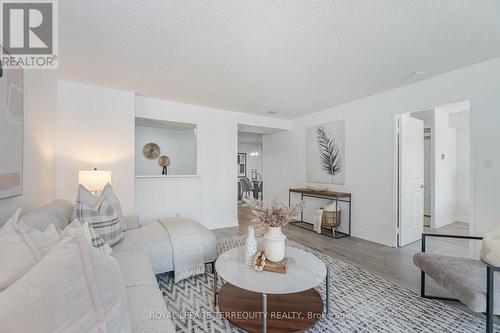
[74,197,124,247]
[81,222,113,255]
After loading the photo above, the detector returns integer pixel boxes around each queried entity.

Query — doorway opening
[398,100,471,247]
[237,131,263,202]
[237,128,264,232]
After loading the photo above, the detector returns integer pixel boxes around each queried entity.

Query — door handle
[420,185,425,189]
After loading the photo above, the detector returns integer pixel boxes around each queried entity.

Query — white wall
[238,143,263,179]
[0,70,58,224]
[433,108,457,228]
[264,57,500,246]
[412,110,434,129]
[135,96,289,228]
[55,81,288,229]
[456,128,470,222]
[56,80,136,214]
[135,126,196,176]
[453,110,471,223]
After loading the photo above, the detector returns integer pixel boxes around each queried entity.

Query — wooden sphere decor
[143,143,160,159]
[158,155,171,167]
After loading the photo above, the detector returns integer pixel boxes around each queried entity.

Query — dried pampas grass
[250,198,304,228]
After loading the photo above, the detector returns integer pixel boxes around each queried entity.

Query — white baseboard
[204,218,238,230]
[434,215,458,229]
[351,229,396,247]
[456,215,471,223]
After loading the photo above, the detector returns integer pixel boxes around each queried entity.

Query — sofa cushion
[112,250,158,288]
[123,214,141,230]
[126,285,175,333]
[19,199,73,231]
[0,209,58,291]
[0,221,131,333]
[414,253,500,314]
[113,221,174,273]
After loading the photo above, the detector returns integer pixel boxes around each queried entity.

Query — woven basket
[322,210,341,231]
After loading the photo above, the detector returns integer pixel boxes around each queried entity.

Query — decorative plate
[143,143,160,159]
[158,155,171,167]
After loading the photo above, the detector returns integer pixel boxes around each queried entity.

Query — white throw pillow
[77,184,100,207]
[0,221,131,333]
[0,209,58,291]
[102,183,125,224]
[43,223,60,239]
[480,224,500,266]
[77,183,127,231]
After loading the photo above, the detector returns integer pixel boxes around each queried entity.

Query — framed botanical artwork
[237,153,247,178]
[0,49,23,199]
[306,120,345,184]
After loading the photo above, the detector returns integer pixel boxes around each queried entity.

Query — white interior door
[399,114,424,246]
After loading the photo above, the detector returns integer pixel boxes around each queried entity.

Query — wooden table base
[217,283,324,333]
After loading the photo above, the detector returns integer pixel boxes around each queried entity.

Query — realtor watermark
[149,311,351,321]
[0,0,58,69]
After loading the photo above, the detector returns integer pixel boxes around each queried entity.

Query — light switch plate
[483,158,494,169]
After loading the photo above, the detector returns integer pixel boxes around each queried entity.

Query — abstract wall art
[237,153,246,178]
[0,53,23,199]
[306,120,345,184]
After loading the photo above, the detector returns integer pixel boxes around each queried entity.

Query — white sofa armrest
[123,214,141,230]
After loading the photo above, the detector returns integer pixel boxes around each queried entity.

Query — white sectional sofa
[18,199,217,333]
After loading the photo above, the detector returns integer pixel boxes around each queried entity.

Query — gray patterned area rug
[157,235,497,332]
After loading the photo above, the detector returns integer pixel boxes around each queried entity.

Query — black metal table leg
[348,198,351,236]
[213,263,218,306]
[262,293,268,333]
[326,267,330,315]
[486,266,494,333]
[300,193,304,222]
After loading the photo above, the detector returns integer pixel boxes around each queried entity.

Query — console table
[288,188,352,239]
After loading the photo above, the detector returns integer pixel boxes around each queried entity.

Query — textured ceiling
[59,1,500,119]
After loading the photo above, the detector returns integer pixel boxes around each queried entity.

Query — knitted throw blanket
[157,218,205,283]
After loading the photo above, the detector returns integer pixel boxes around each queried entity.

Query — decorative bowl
[306,185,329,192]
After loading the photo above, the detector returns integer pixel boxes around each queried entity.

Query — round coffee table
[214,246,329,333]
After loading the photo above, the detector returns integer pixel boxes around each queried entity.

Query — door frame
[393,100,475,247]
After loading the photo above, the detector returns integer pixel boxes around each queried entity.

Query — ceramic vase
[264,226,286,262]
[245,226,257,264]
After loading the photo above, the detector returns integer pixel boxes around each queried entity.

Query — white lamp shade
[78,170,111,192]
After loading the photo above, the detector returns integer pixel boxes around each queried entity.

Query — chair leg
[421,270,426,298]
[210,261,215,274]
[420,269,460,302]
[486,266,494,333]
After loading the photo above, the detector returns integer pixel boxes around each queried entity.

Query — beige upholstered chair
[414,233,500,333]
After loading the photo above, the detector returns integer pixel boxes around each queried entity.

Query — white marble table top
[215,246,327,294]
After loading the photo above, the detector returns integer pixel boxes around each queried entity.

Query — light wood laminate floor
[213,206,484,317]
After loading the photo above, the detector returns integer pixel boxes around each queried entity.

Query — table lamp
[78,168,111,195]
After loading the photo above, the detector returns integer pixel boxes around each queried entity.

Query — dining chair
[256,181,263,200]
[239,178,253,199]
